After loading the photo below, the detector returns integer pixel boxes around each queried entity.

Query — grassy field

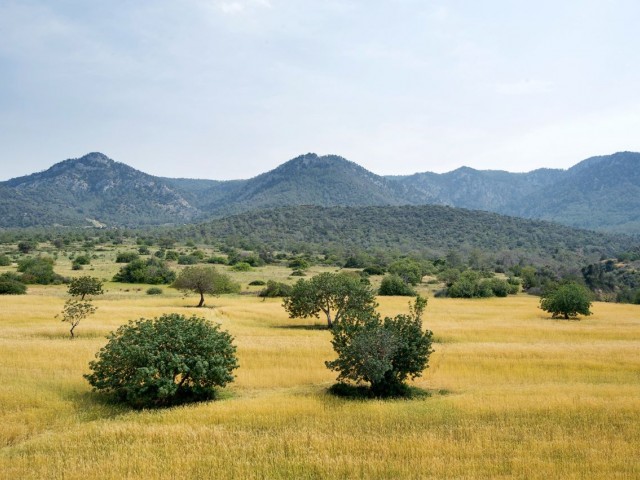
[0,252,639,478]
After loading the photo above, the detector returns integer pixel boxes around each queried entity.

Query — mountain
[389,166,562,211]
[506,152,640,233]
[1,153,200,227]
[200,153,416,215]
[1,150,639,233]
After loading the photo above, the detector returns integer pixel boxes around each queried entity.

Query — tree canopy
[67,276,103,300]
[326,296,434,396]
[171,266,240,307]
[540,282,593,319]
[85,313,238,408]
[282,272,377,328]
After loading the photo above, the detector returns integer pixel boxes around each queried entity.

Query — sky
[1,0,640,181]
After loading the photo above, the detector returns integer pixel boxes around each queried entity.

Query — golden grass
[0,285,639,479]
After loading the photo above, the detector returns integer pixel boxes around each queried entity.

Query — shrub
[17,257,60,285]
[326,296,433,397]
[290,269,306,276]
[206,256,227,265]
[0,254,12,266]
[178,255,199,265]
[388,259,424,286]
[165,250,180,261]
[115,252,140,263]
[258,280,293,298]
[138,246,150,255]
[363,265,385,276]
[379,274,417,296]
[484,278,511,297]
[0,273,27,295]
[17,241,36,254]
[287,257,309,270]
[113,258,176,285]
[248,280,266,286]
[146,287,163,295]
[74,254,91,265]
[231,262,252,272]
[84,314,238,408]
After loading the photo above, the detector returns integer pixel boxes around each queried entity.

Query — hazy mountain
[1,150,639,233]
[1,152,200,227]
[506,151,640,233]
[389,167,563,211]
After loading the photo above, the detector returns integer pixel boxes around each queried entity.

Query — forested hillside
[168,205,636,269]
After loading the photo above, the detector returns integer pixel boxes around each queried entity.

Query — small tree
[84,313,238,408]
[68,276,104,300]
[326,296,433,396]
[172,265,240,307]
[58,299,97,339]
[282,272,377,328]
[540,282,592,319]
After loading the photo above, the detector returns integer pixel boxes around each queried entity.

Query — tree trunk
[197,292,205,307]
[70,325,75,339]
[325,312,332,329]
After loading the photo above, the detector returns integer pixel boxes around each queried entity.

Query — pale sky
[1,0,640,180]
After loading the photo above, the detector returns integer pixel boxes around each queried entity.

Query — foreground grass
[0,289,639,479]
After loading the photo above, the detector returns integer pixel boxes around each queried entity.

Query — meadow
[0,251,639,479]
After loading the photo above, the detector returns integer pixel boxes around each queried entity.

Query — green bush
[85,313,238,408]
[17,257,60,285]
[113,258,176,285]
[74,254,91,265]
[206,256,227,265]
[258,280,293,298]
[287,257,309,270]
[0,273,27,295]
[165,250,180,262]
[231,262,252,272]
[248,280,266,286]
[0,254,12,266]
[146,287,163,295]
[115,252,140,263]
[326,296,433,397]
[178,255,199,265]
[363,266,385,276]
[378,274,417,296]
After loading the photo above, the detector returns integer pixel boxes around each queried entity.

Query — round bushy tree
[378,274,417,296]
[540,282,592,319]
[85,314,238,408]
[326,296,434,396]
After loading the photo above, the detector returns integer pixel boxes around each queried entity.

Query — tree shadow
[325,382,452,401]
[272,324,328,331]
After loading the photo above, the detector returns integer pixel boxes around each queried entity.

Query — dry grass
[0,283,639,479]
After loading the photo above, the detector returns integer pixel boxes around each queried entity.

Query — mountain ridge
[1,151,639,233]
